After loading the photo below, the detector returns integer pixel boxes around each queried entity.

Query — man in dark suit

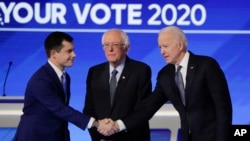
[100,26,232,141]
[83,28,152,141]
[13,31,91,141]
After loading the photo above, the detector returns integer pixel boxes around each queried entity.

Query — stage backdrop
[1,0,250,140]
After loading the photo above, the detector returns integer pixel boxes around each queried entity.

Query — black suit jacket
[14,62,90,141]
[123,52,232,141]
[83,56,152,141]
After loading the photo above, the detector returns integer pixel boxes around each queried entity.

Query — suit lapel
[45,63,69,104]
[65,73,70,104]
[102,63,112,108]
[185,53,197,105]
[168,65,186,107]
[111,57,131,108]
[45,63,62,89]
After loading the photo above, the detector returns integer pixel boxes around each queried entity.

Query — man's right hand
[97,118,119,136]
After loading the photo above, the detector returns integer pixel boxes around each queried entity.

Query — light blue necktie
[175,65,185,105]
[110,69,118,105]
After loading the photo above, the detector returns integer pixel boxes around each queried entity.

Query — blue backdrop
[1,0,250,140]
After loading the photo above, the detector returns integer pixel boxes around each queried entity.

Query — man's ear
[178,41,184,50]
[125,45,130,53]
[50,50,57,59]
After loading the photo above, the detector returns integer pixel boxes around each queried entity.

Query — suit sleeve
[205,59,232,141]
[122,69,168,131]
[28,75,90,130]
[136,65,152,102]
[82,68,96,117]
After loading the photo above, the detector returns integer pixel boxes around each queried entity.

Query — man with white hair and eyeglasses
[83,28,152,141]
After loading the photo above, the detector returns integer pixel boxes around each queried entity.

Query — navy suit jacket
[123,52,232,141]
[14,62,90,141]
[83,56,152,141]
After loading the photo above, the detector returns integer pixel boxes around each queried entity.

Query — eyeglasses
[103,42,125,49]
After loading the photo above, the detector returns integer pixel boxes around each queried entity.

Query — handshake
[93,118,120,136]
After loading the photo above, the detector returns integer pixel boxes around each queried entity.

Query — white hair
[101,28,130,48]
[159,26,188,48]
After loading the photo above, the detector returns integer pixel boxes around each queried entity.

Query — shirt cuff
[87,117,96,129]
[117,119,126,131]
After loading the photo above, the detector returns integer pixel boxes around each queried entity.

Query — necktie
[110,69,118,105]
[175,65,185,105]
[61,72,67,102]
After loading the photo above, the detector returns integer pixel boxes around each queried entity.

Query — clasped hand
[97,118,119,136]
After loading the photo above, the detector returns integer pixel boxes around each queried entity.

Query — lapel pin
[122,76,125,79]
[190,66,194,69]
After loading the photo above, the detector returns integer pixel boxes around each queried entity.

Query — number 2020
[148,4,206,26]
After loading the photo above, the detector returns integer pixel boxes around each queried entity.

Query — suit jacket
[13,62,90,141]
[123,52,232,141]
[83,56,152,141]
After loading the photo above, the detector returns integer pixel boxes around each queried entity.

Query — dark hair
[44,31,73,57]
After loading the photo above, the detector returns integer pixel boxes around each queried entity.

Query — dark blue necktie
[61,72,67,102]
[175,65,185,105]
[110,69,118,105]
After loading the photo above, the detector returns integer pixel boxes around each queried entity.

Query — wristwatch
[92,120,99,128]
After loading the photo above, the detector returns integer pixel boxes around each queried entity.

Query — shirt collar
[109,57,125,75]
[48,60,65,79]
[177,52,190,69]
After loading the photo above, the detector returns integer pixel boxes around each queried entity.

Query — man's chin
[65,63,73,67]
